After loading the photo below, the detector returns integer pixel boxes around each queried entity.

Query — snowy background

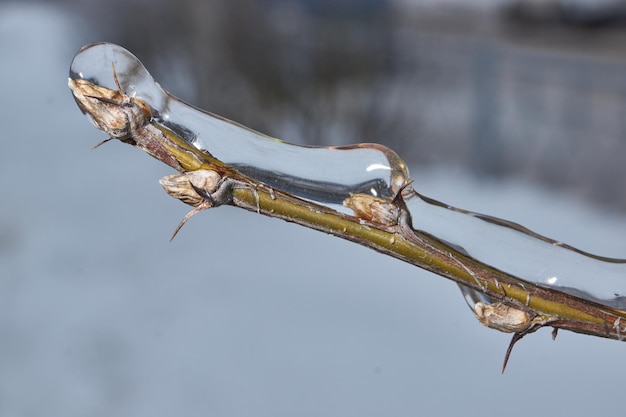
[1,2,625,416]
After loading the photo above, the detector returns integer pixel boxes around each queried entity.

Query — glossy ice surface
[70,42,626,310]
[69,43,409,209]
[405,191,626,309]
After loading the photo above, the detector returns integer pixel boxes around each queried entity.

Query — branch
[68,43,626,370]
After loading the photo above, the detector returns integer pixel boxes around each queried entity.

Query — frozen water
[406,189,626,309]
[1,4,625,417]
[70,43,626,309]
[70,43,409,209]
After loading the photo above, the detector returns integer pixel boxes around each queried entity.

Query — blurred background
[1,0,626,416]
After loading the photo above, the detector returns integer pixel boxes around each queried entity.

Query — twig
[69,71,626,368]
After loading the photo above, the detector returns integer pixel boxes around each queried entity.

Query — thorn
[169,201,211,242]
[93,137,115,149]
[85,94,123,106]
[551,327,558,340]
[394,179,414,201]
[502,332,526,373]
[111,62,122,92]
[189,182,217,206]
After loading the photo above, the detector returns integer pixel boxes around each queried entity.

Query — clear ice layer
[69,43,409,208]
[70,42,626,310]
[405,191,626,309]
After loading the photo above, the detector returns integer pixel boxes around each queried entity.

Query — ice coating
[69,43,409,207]
[404,191,626,309]
[70,43,626,311]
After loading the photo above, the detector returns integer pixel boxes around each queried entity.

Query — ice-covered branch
[68,43,626,368]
